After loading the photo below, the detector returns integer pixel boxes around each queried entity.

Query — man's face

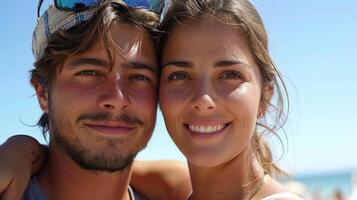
[37,22,158,172]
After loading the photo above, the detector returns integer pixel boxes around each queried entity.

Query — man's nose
[98,78,131,111]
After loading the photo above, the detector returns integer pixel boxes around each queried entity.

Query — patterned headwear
[32,3,102,60]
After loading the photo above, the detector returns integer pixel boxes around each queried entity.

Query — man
[20,0,159,199]
[1,0,193,199]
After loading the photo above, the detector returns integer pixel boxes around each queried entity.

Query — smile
[185,122,231,134]
[188,124,226,133]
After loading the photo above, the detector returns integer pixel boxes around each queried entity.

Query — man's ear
[33,79,49,113]
[258,83,274,117]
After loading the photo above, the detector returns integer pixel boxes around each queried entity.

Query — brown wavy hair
[159,0,289,176]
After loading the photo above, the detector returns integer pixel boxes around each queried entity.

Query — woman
[156,0,298,199]
[0,0,302,199]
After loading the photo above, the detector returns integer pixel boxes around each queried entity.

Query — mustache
[76,112,144,126]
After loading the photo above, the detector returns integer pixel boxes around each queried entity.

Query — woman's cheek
[226,84,261,119]
[161,82,191,103]
[160,83,192,129]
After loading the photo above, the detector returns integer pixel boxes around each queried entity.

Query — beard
[47,105,144,173]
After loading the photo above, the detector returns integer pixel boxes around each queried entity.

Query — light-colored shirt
[261,192,304,200]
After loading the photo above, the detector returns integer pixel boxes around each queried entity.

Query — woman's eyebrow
[214,60,246,68]
[161,60,193,69]
[161,60,250,69]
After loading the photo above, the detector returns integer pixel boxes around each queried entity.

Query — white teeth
[212,126,217,132]
[188,124,226,133]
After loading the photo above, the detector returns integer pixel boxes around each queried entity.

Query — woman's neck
[187,149,265,200]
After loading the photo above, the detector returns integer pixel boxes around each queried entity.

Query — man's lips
[84,121,137,135]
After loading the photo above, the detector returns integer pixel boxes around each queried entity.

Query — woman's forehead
[163,19,253,61]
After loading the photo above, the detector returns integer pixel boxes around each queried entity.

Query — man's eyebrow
[125,62,158,73]
[214,60,246,67]
[66,58,110,69]
[161,61,193,69]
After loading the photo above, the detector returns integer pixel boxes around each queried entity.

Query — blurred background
[0,0,356,199]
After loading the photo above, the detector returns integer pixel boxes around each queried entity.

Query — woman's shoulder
[261,192,304,200]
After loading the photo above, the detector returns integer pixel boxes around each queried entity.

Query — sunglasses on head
[37,0,165,18]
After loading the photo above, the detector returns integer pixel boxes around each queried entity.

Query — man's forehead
[59,23,158,72]
[108,22,155,53]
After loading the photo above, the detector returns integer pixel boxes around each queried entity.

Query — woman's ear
[33,79,49,113]
[258,83,274,118]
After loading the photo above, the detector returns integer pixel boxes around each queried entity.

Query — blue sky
[0,0,356,175]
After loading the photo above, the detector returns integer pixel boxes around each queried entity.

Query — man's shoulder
[21,177,48,200]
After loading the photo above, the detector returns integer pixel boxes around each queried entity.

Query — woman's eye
[168,72,191,81]
[220,71,243,80]
[130,74,151,82]
[77,70,100,76]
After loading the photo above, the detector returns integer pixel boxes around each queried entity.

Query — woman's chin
[184,149,239,169]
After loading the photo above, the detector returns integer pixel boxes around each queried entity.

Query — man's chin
[55,134,139,173]
[70,151,137,173]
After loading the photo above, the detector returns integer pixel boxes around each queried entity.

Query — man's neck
[37,147,133,200]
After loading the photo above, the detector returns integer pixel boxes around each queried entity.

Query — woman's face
[160,18,266,167]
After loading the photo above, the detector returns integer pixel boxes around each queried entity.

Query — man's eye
[130,75,151,82]
[168,72,191,81]
[220,71,243,80]
[77,70,100,76]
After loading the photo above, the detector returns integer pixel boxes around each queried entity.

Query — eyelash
[167,71,192,81]
[220,70,243,80]
[76,70,152,82]
[166,71,243,81]
[77,70,101,76]
[129,74,151,82]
